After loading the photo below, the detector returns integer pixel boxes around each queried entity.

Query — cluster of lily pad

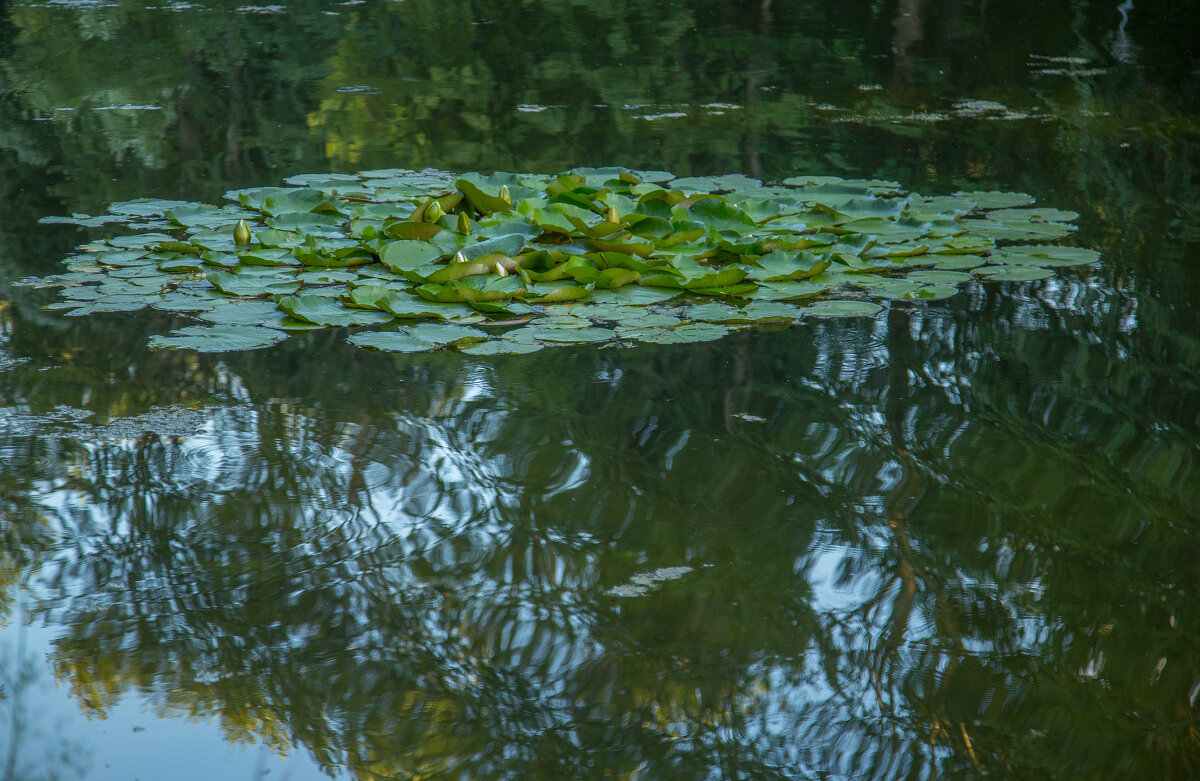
[27,167,1099,354]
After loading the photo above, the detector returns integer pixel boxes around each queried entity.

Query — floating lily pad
[988,245,1100,266]
[975,266,1055,282]
[148,325,288,352]
[901,284,960,301]
[31,166,1096,353]
[527,326,617,343]
[459,339,546,356]
[907,270,973,285]
[803,300,884,318]
[404,322,488,346]
[208,269,301,297]
[630,322,730,344]
[955,191,1036,209]
[198,300,290,327]
[277,295,395,327]
[346,331,437,353]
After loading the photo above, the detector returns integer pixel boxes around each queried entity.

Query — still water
[2,0,1199,778]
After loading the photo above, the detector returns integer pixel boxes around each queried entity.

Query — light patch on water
[634,112,688,121]
[1033,68,1109,77]
[829,97,1051,125]
[42,0,117,6]
[92,104,164,111]
[604,565,703,598]
[0,404,213,441]
[1028,54,1092,65]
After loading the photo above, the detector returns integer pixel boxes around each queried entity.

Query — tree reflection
[0,616,89,781]
[0,262,1193,777]
[1,0,1199,778]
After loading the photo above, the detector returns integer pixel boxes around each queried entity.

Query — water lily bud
[498,185,511,205]
[454,251,468,264]
[233,219,251,245]
[425,200,445,223]
[606,205,619,223]
[493,261,508,277]
[457,212,471,233]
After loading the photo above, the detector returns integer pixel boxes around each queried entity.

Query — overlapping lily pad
[27,167,1098,354]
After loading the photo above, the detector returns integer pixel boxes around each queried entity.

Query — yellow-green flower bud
[425,200,445,223]
[233,219,252,245]
[606,205,619,223]
[498,185,511,205]
[453,251,468,264]
[493,261,508,277]
[457,212,471,233]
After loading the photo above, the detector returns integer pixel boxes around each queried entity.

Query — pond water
[2,1,1199,778]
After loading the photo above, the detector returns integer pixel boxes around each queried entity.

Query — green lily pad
[630,322,730,344]
[347,331,437,353]
[901,284,960,300]
[924,255,987,271]
[276,295,395,326]
[459,339,546,356]
[380,240,443,272]
[907,270,973,285]
[62,296,149,315]
[528,326,617,343]
[404,322,488,346]
[975,266,1055,281]
[988,246,1100,266]
[148,325,288,352]
[682,302,744,322]
[803,300,884,318]
[954,191,1036,209]
[208,269,302,297]
[199,300,290,326]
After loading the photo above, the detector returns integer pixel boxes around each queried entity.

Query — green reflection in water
[1,0,1199,779]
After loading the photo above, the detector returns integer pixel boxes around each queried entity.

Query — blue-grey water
[2,1,1199,779]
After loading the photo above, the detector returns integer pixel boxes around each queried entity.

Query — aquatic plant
[26,167,1097,354]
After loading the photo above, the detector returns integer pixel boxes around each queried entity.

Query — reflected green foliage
[2,296,1199,779]
[2,0,1200,780]
[29,168,1094,353]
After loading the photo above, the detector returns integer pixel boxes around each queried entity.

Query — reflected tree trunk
[742,0,774,180]
[879,305,981,772]
[874,307,924,711]
[890,0,930,89]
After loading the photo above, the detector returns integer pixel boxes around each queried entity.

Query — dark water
[2,1,1199,778]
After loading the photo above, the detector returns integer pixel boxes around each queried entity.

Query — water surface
[2,1,1199,778]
